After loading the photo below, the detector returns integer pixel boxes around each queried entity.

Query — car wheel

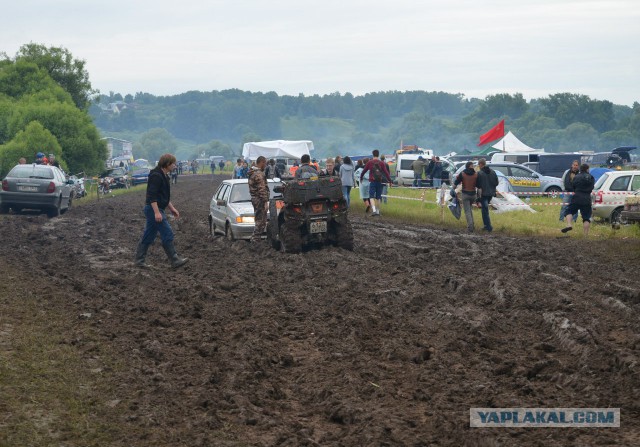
[225,223,235,241]
[47,198,61,218]
[545,186,562,196]
[61,194,72,214]
[610,207,623,224]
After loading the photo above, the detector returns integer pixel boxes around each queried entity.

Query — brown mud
[1,174,639,446]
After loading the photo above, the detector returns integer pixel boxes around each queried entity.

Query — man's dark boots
[134,242,152,268]
[162,241,189,269]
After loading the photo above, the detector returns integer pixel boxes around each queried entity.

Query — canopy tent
[242,140,314,161]
[470,146,500,157]
[491,131,543,153]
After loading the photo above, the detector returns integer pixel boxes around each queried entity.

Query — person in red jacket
[359,149,392,216]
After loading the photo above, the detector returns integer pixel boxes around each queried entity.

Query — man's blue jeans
[413,173,422,187]
[480,196,493,232]
[433,178,442,188]
[140,205,174,245]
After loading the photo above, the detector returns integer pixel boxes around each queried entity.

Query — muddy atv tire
[331,220,354,251]
[279,221,302,253]
[267,221,281,251]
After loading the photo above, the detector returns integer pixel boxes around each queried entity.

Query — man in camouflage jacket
[248,156,270,242]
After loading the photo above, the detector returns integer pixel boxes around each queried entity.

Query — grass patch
[349,187,640,240]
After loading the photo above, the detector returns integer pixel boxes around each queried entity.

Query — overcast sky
[3,0,639,105]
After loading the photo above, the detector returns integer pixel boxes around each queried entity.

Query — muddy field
[1,174,639,446]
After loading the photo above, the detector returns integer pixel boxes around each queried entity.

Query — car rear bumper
[0,192,59,208]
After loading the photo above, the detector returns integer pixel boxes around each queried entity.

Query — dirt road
[1,174,639,446]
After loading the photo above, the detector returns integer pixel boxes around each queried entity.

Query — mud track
[1,174,639,446]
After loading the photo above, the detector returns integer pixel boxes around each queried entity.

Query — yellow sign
[510,179,541,187]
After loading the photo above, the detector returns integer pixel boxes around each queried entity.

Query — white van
[491,152,544,164]
[395,149,434,186]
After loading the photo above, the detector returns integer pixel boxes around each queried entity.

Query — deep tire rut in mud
[1,174,639,446]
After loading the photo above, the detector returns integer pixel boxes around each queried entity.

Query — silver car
[453,162,563,194]
[1,164,73,217]
[209,179,283,240]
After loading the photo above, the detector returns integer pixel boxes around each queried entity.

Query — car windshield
[7,165,54,179]
[229,182,282,203]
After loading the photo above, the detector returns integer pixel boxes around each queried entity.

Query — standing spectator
[356,158,371,213]
[432,157,443,188]
[265,159,282,179]
[311,158,320,171]
[321,157,335,176]
[360,150,392,216]
[340,156,355,208]
[475,158,499,232]
[295,154,318,179]
[170,166,178,184]
[241,162,249,178]
[248,156,270,243]
[219,160,225,171]
[411,156,426,187]
[380,155,389,204]
[562,164,595,236]
[425,156,436,181]
[210,160,216,175]
[19,157,27,164]
[177,161,183,175]
[48,154,60,168]
[134,153,188,269]
[560,160,580,221]
[333,155,343,176]
[232,159,244,179]
[35,152,46,164]
[454,161,479,232]
[289,160,299,177]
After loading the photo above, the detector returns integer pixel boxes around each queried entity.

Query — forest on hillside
[92,89,640,160]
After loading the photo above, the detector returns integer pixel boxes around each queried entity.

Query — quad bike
[267,176,354,253]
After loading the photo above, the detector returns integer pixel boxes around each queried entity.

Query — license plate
[18,185,38,192]
[310,221,327,233]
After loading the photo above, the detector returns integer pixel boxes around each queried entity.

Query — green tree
[8,100,106,174]
[134,128,178,163]
[0,121,63,176]
[14,43,96,110]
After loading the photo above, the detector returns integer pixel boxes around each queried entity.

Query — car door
[211,184,228,229]
[630,174,640,192]
[55,168,72,205]
[508,166,541,193]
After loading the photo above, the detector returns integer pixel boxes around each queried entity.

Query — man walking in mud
[134,153,189,269]
[454,161,478,232]
[249,156,270,243]
[561,163,595,236]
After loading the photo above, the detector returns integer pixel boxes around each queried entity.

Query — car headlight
[235,216,255,224]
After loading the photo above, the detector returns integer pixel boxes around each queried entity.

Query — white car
[592,170,640,222]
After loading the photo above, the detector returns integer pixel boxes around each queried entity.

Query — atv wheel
[279,221,302,253]
[267,221,281,250]
[331,221,354,251]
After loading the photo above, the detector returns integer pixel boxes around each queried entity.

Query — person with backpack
[360,150,392,216]
[475,158,499,232]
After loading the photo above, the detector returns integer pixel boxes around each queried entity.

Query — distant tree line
[93,89,640,158]
[0,44,106,176]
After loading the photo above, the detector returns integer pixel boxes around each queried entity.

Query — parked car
[131,167,150,185]
[620,190,640,225]
[453,162,563,194]
[592,169,640,222]
[524,153,583,179]
[209,179,283,240]
[0,164,74,217]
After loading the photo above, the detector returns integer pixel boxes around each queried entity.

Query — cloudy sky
[3,0,639,105]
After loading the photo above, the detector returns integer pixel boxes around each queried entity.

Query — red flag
[478,119,505,146]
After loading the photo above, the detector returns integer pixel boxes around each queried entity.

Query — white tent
[492,131,543,153]
[242,140,314,161]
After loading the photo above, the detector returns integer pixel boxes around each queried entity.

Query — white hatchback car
[592,170,640,222]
